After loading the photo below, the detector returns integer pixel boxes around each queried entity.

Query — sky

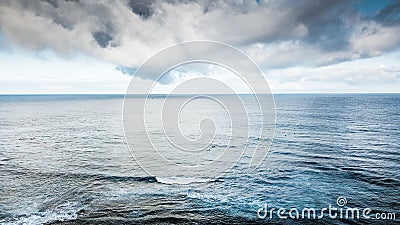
[0,0,399,94]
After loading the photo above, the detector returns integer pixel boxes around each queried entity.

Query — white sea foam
[186,189,229,203]
[2,202,82,225]
[156,177,212,185]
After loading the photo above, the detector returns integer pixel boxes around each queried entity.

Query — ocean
[0,94,399,224]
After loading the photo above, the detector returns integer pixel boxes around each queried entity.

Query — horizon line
[0,92,399,96]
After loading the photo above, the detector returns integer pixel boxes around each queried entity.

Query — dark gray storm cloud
[0,0,399,78]
[376,0,400,26]
[291,0,353,51]
[127,0,154,19]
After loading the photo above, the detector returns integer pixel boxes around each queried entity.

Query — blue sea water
[0,94,399,224]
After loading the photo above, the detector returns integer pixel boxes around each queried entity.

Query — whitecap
[156,177,212,185]
[2,202,82,225]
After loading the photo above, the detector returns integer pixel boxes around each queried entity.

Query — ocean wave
[1,202,82,225]
[92,174,157,183]
[156,177,213,185]
[186,190,221,202]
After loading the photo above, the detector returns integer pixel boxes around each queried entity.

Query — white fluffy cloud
[267,53,400,92]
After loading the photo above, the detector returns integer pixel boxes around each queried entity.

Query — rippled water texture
[0,94,399,224]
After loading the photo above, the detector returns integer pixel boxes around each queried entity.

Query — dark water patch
[294,160,340,173]
[340,170,400,187]
[92,174,157,183]
[1,167,158,184]
[48,216,272,225]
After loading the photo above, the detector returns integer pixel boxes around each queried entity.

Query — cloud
[375,0,400,26]
[115,65,136,75]
[127,0,154,19]
[267,53,400,88]
[350,21,400,56]
[0,0,399,85]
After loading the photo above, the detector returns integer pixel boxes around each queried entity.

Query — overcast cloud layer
[0,0,399,93]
